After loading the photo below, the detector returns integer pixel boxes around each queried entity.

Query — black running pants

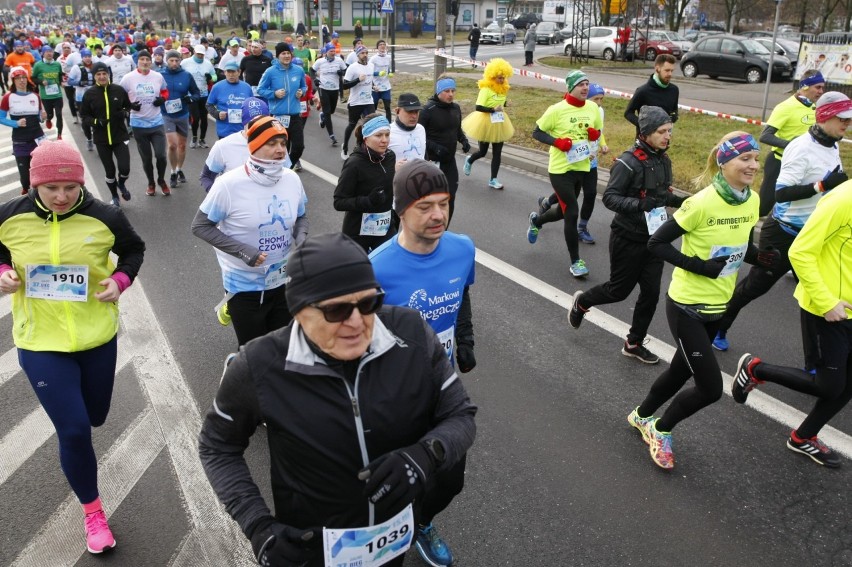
[42,97,63,135]
[133,125,168,184]
[319,88,339,137]
[64,86,77,117]
[759,151,782,217]
[227,285,292,346]
[537,170,585,264]
[190,96,208,139]
[468,141,503,180]
[343,103,375,152]
[95,142,131,188]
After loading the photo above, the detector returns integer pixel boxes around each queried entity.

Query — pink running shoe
[84,510,116,554]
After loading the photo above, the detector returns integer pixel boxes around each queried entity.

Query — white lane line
[0,347,19,388]
[0,180,25,195]
[301,158,852,459]
[0,154,15,166]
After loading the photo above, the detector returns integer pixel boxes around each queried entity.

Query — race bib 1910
[25,264,88,301]
[323,504,414,567]
[359,211,392,236]
[709,243,748,278]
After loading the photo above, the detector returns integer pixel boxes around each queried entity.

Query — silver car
[563,26,620,60]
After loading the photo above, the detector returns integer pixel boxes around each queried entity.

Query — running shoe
[732,353,764,404]
[146,184,156,196]
[648,420,674,470]
[488,178,504,190]
[56,135,62,140]
[627,407,654,445]
[84,510,116,554]
[568,290,587,329]
[217,302,232,326]
[190,137,197,149]
[415,523,454,567]
[20,188,27,195]
[330,134,338,147]
[86,139,94,151]
[177,170,187,184]
[319,112,325,128]
[341,148,348,160]
[170,172,179,189]
[712,331,729,351]
[569,259,589,278]
[199,139,209,149]
[46,118,52,130]
[622,340,660,364]
[578,228,596,244]
[293,161,303,172]
[787,432,841,467]
[159,180,171,196]
[110,196,120,207]
[118,180,131,201]
[527,212,539,244]
[463,156,472,176]
[73,117,79,124]
[537,195,551,215]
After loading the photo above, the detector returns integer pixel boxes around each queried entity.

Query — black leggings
[42,97,63,135]
[468,141,503,180]
[133,125,168,184]
[283,113,305,166]
[758,151,782,217]
[64,86,77,117]
[15,154,31,192]
[319,88,339,137]
[95,142,131,198]
[439,157,460,224]
[536,170,586,264]
[754,313,852,438]
[190,96,208,139]
[342,103,375,152]
[228,285,292,346]
[637,298,723,431]
[543,167,598,223]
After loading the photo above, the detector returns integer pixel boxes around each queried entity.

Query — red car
[633,30,683,60]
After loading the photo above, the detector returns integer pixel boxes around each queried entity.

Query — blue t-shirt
[206,79,254,138]
[370,232,476,361]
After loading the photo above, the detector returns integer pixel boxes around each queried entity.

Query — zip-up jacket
[0,189,145,352]
[418,94,469,163]
[257,59,307,117]
[239,53,272,87]
[624,74,680,135]
[79,82,132,145]
[160,66,200,118]
[603,139,683,241]
[199,307,477,539]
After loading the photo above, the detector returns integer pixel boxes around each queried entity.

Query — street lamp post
[761,0,782,121]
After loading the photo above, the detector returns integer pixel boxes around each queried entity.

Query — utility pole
[434,0,447,81]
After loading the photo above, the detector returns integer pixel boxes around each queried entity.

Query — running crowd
[0,16,850,567]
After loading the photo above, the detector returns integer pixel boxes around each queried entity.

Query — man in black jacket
[624,54,679,137]
[239,40,272,91]
[419,76,471,221]
[199,232,477,567]
[568,106,685,364]
[467,23,481,67]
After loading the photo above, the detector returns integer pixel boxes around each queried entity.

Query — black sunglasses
[310,291,385,323]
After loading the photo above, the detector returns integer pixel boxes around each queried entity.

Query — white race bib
[44,83,60,96]
[300,100,307,113]
[265,260,287,289]
[359,211,392,236]
[25,264,89,301]
[490,111,505,123]
[709,244,748,278]
[251,85,259,96]
[644,207,668,235]
[437,325,455,360]
[227,108,242,123]
[564,140,591,164]
[323,504,414,567]
[165,98,183,113]
[276,114,291,128]
[34,135,47,146]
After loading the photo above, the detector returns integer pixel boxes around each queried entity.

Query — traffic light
[313,0,319,9]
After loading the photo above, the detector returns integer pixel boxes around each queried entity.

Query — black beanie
[392,159,450,215]
[275,42,292,57]
[285,233,379,315]
[638,105,672,136]
[136,49,151,60]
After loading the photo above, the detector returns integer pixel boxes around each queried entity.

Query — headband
[800,72,825,88]
[717,134,759,165]
[436,78,456,94]
[362,116,390,138]
[816,100,852,122]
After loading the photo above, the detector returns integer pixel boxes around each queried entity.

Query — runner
[257,42,306,171]
[67,48,96,150]
[199,231,477,567]
[31,44,63,139]
[120,50,171,196]
[370,159,476,567]
[527,70,601,278]
[79,61,133,206]
[628,131,761,470]
[239,40,272,94]
[567,106,683,365]
[105,43,135,85]
[58,42,79,123]
[161,50,200,189]
[180,44,217,148]
[0,140,145,555]
[732,178,852,468]
[461,57,515,190]
[205,60,253,140]
[370,39,392,122]
[388,92,426,163]
[191,116,308,345]
[0,66,46,195]
[340,45,375,160]
[312,42,346,147]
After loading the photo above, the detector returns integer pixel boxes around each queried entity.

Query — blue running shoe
[569,259,589,277]
[527,212,540,244]
[712,331,729,351]
[488,178,503,190]
[415,523,454,567]
[463,156,472,176]
[578,227,595,244]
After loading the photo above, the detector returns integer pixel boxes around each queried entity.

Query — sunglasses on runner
[310,291,385,322]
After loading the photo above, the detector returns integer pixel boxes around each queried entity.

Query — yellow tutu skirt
[461,110,515,143]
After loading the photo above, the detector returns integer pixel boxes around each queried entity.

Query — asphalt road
[1,82,850,566]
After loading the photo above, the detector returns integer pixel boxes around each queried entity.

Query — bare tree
[661,0,691,30]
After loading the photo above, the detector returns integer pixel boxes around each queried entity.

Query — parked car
[683,29,723,42]
[742,30,803,42]
[510,12,541,30]
[480,22,517,44]
[632,29,682,60]
[655,30,694,54]
[534,21,562,44]
[630,16,665,28]
[563,26,621,60]
[679,34,793,83]
[752,37,801,71]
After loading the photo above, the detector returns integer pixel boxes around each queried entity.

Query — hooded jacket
[624,73,680,134]
[256,59,307,116]
[79,82,132,145]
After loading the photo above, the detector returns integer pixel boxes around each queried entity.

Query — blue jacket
[160,66,200,118]
[257,59,306,117]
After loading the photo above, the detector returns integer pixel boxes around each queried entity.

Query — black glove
[456,339,476,373]
[336,69,345,76]
[461,141,471,153]
[818,165,848,193]
[129,100,142,111]
[368,187,386,207]
[430,145,448,161]
[700,255,730,279]
[638,197,659,212]
[204,72,213,82]
[756,245,783,274]
[94,116,109,126]
[182,95,193,106]
[152,96,165,107]
[250,519,318,567]
[358,442,436,517]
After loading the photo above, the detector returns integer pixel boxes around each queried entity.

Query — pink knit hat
[30,140,86,187]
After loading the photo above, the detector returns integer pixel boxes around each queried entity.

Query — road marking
[301,159,852,459]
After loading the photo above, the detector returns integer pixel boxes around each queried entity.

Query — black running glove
[359,442,436,517]
[250,518,318,567]
[367,187,386,207]
[638,197,658,213]
[152,96,165,107]
[461,141,471,153]
[456,338,476,373]
[816,165,848,193]
[129,101,142,111]
[700,255,730,279]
